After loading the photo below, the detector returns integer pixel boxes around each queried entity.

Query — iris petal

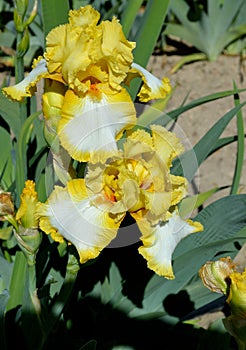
[36,179,122,263]
[2,58,48,101]
[58,87,136,163]
[127,62,172,102]
[137,212,203,279]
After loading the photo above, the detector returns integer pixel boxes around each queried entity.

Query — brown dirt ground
[147,53,246,207]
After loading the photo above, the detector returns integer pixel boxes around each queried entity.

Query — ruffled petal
[100,17,135,89]
[128,62,172,102]
[151,124,185,168]
[2,57,48,101]
[36,179,122,263]
[137,212,203,279]
[58,87,136,163]
[69,5,100,27]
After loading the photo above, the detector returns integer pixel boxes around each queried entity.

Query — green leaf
[0,290,9,350]
[43,253,79,341]
[0,91,21,139]
[6,251,27,312]
[141,88,246,127]
[0,127,13,189]
[179,186,227,217]
[209,135,238,156]
[15,111,41,205]
[0,254,13,293]
[167,88,246,124]
[230,82,245,194]
[79,340,97,350]
[0,31,15,48]
[87,262,135,314]
[130,194,246,318]
[41,0,69,38]
[22,265,45,350]
[172,101,246,181]
[0,226,13,240]
[165,0,244,60]
[121,0,144,37]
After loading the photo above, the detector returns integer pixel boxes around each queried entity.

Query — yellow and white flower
[36,125,203,279]
[2,5,172,163]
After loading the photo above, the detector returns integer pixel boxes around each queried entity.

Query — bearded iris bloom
[3,5,172,163]
[36,125,203,279]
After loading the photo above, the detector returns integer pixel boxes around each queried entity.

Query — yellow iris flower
[3,5,172,163]
[36,125,203,279]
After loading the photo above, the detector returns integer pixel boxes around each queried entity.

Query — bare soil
[148,53,246,206]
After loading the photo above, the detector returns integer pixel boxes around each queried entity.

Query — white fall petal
[3,58,48,101]
[37,179,121,263]
[138,212,203,279]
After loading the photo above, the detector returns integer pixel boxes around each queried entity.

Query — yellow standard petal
[2,57,49,101]
[44,6,101,84]
[151,124,185,169]
[36,179,122,264]
[126,62,172,102]
[99,17,135,90]
[58,87,136,163]
[137,212,203,279]
[44,5,135,94]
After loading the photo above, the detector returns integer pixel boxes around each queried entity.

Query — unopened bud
[24,0,38,27]
[16,180,38,228]
[199,257,236,294]
[14,0,28,18]
[17,27,30,58]
[0,190,14,219]
[14,226,42,265]
[14,7,24,32]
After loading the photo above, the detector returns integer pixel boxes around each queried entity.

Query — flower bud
[0,189,14,219]
[14,226,42,265]
[13,7,24,32]
[24,0,38,27]
[16,180,38,228]
[199,257,236,294]
[14,0,28,19]
[16,27,30,58]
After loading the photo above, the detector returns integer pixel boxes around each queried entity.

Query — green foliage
[0,0,44,68]
[165,0,246,69]
[41,0,70,37]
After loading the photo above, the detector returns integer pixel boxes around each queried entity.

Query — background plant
[164,0,246,72]
[0,0,245,349]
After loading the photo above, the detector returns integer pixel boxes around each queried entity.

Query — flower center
[102,158,153,212]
